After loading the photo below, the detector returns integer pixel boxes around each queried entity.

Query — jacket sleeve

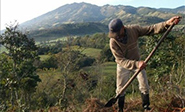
[109,38,139,70]
[136,22,169,37]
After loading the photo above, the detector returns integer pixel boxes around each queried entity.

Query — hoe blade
[104,97,117,107]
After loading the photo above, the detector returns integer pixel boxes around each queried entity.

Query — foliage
[53,46,96,110]
[37,41,63,55]
[38,55,58,69]
[56,49,95,71]
[0,24,41,111]
[71,33,109,49]
[100,44,115,62]
[142,32,185,81]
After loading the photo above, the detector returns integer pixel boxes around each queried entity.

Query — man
[108,16,181,112]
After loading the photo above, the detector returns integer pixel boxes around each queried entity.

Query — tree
[100,44,114,62]
[142,32,185,92]
[0,24,41,111]
[39,55,58,69]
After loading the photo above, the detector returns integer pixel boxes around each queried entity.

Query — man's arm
[138,16,182,69]
[136,16,182,37]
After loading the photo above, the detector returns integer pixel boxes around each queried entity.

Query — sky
[1,0,185,30]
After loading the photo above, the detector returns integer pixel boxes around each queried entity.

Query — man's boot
[141,93,151,111]
[117,96,125,112]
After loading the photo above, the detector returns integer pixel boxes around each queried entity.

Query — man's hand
[138,61,147,70]
[166,16,182,25]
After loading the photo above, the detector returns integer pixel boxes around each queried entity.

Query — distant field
[64,46,102,58]
[82,61,116,76]
[39,46,102,61]
[39,55,51,61]
[82,48,101,58]
[36,36,73,45]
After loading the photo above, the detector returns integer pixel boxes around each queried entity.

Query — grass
[37,68,61,79]
[0,46,8,53]
[38,46,102,61]
[82,48,101,58]
[64,46,102,58]
[82,61,117,77]
[39,55,51,61]
[102,62,117,75]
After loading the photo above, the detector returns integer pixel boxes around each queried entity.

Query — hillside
[19,2,185,40]
[28,22,108,41]
[159,6,185,14]
[21,2,106,31]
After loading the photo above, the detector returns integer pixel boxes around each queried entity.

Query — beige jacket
[109,22,169,70]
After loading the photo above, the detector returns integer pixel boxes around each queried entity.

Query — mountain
[159,6,185,14]
[19,2,184,40]
[21,2,106,31]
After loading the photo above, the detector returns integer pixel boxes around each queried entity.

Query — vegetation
[0,23,185,112]
[28,22,108,41]
[0,25,41,111]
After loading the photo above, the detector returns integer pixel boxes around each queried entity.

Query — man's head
[109,18,123,32]
[108,18,124,38]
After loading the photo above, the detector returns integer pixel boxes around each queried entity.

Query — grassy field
[102,62,116,75]
[39,55,51,61]
[39,46,102,61]
[81,47,102,58]
[63,45,102,58]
